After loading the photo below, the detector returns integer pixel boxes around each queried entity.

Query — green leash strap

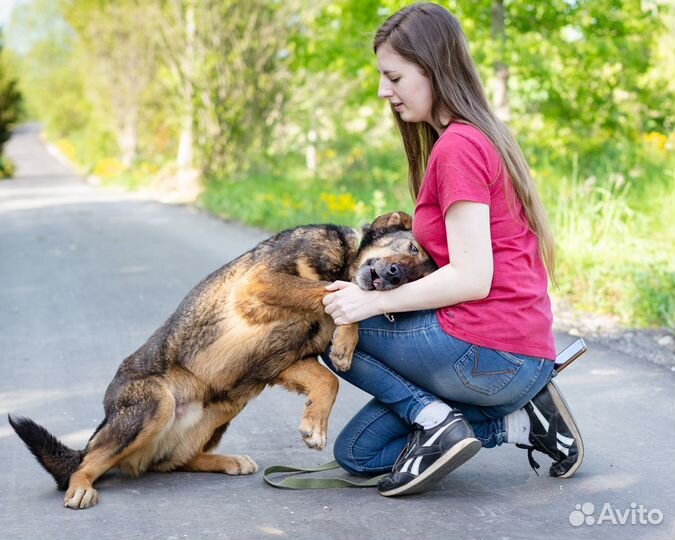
[262,459,385,489]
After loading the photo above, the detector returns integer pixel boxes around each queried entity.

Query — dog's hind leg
[178,453,258,475]
[64,384,175,509]
[272,357,339,450]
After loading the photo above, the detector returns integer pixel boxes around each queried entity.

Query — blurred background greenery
[0,0,673,329]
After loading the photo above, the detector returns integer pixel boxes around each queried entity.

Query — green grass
[200,148,413,231]
[201,144,675,330]
[55,129,675,330]
[539,150,674,329]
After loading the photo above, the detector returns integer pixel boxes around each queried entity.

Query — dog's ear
[370,211,413,231]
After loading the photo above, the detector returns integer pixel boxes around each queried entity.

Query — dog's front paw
[330,324,358,372]
[221,454,258,475]
[64,486,99,509]
[299,417,327,450]
[329,346,353,372]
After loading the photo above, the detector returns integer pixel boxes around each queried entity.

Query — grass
[201,143,675,331]
[55,130,675,330]
[200,147,413,231]
[538,149,674,329]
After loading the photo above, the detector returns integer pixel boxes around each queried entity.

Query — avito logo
[569,502,664,527]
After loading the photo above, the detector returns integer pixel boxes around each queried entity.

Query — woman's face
[376,43,437,131]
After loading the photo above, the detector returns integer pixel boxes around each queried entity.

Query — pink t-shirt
[413,123,556,360]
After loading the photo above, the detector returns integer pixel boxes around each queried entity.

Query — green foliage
[0,28,23,178]
[630,266,675,329]
[192,0,295,177]
[0,29,23,151]
[4,0,674,328]
[201,132,675,329]
[201,142,411,230]
[540,147,674,329]
[0,153,15,178]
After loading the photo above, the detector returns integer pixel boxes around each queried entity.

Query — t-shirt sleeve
[433,133,492,216]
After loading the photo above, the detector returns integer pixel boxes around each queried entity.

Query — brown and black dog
[9,211,436,509]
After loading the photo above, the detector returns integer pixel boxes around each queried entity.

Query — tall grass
[542,151,674,329]
[65,128,674,330]
[201,147,413,231]
[201,143,674,330]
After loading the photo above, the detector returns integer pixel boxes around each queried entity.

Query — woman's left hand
[322,281,383,325]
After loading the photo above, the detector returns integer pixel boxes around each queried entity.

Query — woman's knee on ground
[333,428,371,476]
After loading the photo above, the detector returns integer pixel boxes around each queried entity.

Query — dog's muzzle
[357,262,402,291]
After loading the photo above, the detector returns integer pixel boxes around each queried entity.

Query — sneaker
[517,379,584,478]
[377,410,481,497]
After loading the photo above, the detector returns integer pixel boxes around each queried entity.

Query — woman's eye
[390,77,400,83]
[409,243,419,255]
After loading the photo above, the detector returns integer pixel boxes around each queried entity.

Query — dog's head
[350,211,437,291]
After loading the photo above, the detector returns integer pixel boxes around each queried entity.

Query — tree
[63,0,160,167]
[191,0,295,177]
[0,29,23,151]
[155,0,197,169]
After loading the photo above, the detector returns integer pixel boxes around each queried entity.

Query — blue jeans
[326,310,555,476]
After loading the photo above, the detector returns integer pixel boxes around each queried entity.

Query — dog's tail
[8,414,85,491]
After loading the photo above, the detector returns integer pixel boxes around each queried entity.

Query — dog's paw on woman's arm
[329,324,359,371]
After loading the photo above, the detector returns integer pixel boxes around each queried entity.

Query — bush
[0,30,23,153]
[630,267,675,329]
[200,137,675,330]
[0,154,15,178]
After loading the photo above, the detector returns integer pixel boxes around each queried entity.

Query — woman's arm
[323,201,494,325]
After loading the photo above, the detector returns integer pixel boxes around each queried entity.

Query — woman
[322,3,583,497]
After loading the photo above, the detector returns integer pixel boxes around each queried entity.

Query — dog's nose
[385,264,401,284]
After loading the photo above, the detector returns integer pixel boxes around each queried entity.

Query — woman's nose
[378,79,393,99]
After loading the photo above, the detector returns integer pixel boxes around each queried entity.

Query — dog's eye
[409,243,419,256]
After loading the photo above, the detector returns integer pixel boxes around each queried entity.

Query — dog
[9,211,436,509]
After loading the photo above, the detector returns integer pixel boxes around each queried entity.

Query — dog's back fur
[9,212,436,508]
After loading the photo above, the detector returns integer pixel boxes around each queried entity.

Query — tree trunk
[177,108,193,169]
[119,113,138,168]
[176,0,195,169]
[491,0,511,122]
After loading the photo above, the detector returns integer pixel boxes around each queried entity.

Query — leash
[262,459,385,489]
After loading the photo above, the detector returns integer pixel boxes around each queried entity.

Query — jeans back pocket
[453,346,524,396]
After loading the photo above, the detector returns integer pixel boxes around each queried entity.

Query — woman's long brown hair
[374,3,556,280]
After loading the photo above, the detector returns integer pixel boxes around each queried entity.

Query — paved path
[1,125,673,540]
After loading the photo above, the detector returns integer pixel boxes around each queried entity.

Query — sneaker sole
[378,437,481,497]
[547,380,584,478]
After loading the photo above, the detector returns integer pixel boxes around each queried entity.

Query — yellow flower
[643,132,668,153]
[320,192,357,213]
[93,158,124,178]
[351,147,365,159]
[55,139,77,162]
[255,193,275,202]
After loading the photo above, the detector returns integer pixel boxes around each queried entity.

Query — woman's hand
[322,281,384,325]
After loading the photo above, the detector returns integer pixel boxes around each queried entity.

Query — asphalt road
[1,125,673,540]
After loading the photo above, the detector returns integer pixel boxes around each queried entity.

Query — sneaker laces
[517,444,541,476]
[391,423,424,470]
[517,431,567,476]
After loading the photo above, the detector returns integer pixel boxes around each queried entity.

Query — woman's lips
[393,103,403,112]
